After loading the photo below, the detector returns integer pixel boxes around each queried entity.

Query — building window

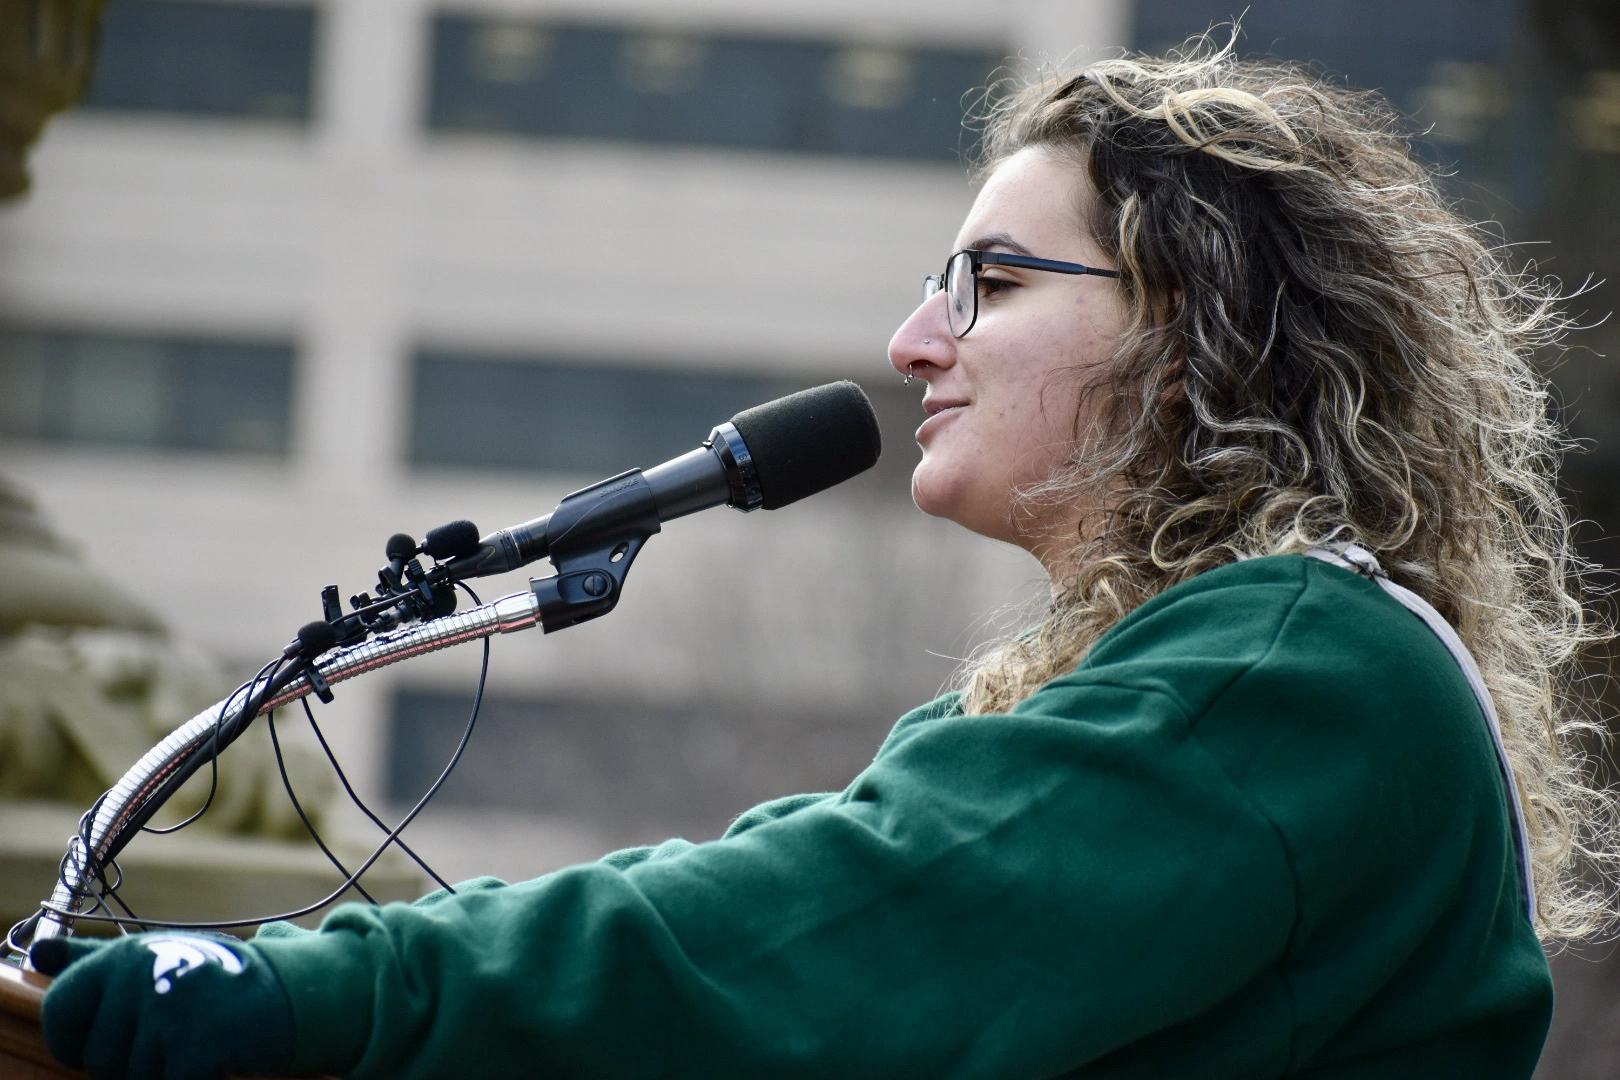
[1132,0,1518,137]
[389,687,882,842]
[82,0,318,120]
[426,16,1002,161]
[0,328,294,455]
[410,352,797,475]
[410,350,921,492]
[409,350,921,492]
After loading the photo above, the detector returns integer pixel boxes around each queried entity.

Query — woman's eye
[976,276,1015,299]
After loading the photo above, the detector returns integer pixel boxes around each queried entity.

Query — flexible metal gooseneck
[16,382,885,960]
[25,589,542,953]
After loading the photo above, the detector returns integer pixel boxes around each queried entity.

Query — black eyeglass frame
[923,249,1122,338]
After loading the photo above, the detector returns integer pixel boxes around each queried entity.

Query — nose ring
[904,362,917,386]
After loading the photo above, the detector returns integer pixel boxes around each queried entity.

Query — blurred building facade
[4,4,1620,1069]
[0,0,1128,879]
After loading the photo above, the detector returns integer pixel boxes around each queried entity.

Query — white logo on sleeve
[143,935,244,994]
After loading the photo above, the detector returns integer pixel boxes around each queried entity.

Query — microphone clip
[529,469,662,633]
[282,620,339,703]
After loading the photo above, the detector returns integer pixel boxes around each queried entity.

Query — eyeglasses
[922,249,1121,338]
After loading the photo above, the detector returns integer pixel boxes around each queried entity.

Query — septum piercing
[905,340,932,385]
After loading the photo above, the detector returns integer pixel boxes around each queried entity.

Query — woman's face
[888,145,1130,568]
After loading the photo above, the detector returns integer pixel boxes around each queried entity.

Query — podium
[0,962,75,1080]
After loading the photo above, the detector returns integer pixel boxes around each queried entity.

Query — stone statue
[0,475,337,836]
[0,0,420,933]
[0,0,106,198]
[0,0,336,838]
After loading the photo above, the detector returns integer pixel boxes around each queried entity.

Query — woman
[31,39,1613,1079]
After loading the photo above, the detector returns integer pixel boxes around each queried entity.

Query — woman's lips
[916,400,968,443]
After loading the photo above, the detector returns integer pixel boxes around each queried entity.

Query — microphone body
[446,381,878,586]
[445,421,749,582]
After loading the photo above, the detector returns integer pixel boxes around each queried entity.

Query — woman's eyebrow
[968,232,1035,256]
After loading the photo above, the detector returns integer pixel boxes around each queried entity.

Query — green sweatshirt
[255,554,1551,1078]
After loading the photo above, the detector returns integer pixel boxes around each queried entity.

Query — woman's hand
[30,932,297,1080]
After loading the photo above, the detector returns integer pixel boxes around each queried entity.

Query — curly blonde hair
[957,36,1616,941]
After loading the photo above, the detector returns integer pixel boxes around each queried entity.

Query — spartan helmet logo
[143,935,244,994]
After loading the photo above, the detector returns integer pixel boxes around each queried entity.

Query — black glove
[30,932,297,1080]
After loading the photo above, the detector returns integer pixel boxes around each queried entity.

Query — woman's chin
[910,467,998,537]
[908,464,955,520]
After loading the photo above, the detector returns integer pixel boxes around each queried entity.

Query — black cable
[4,913,40,960]
[73,794,147,932]
[118,654,307,856]
[300,697,455,894]
[33,658,284,942]
[94,864,146,933]
[143,657,282,835]
[21,657,308,947]
[60,799,107,920]
[286,578,485,897]
[89,854,124,908]
[14,861,141,956]
[73,794,105,866]
[40,605,493,933]
[63,872,113,925]
[266,708,377,904]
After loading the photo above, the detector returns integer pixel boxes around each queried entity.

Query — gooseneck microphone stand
[26,586,546,950]
[21,448,695,953]
[10,381,883,960]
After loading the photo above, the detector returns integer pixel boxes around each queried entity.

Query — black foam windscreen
[730,381,881,511]
[296,620,339,658]
[423,520,481,560]
[385,533,418,561]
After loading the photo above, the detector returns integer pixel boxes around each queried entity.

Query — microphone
[422,520,481,560]
[446,380,881,583]
[283,620,339,660]
[384,533,417,562]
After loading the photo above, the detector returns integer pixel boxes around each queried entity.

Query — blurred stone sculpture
[0,0,419,932]
[0,478,398,933]
[0,0,106,198]
[0,476,336,835]
[0,0,336,831]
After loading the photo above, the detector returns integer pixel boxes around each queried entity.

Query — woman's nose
[887,292,953,380]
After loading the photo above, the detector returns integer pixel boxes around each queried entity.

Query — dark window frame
[426,15,1003,161]
[0,326,297,456]
[81,0,319,121]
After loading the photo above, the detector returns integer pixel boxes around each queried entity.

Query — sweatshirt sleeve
[254,623,1303,1080]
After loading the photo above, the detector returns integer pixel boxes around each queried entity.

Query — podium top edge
[0,961,48,1022]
